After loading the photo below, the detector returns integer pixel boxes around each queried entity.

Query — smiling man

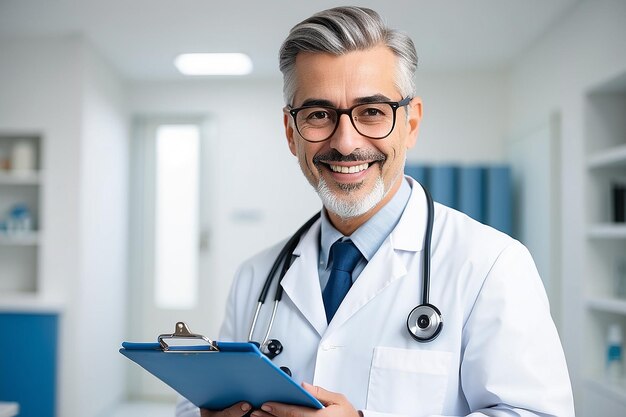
[176,6,574,417]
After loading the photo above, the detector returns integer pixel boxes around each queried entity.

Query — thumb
[302,382,343,405]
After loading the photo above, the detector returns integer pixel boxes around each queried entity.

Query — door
[128,116,216,401]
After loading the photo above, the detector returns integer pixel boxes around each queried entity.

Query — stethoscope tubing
[421,186,434,305]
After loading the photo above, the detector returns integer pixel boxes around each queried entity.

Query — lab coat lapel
[325,240,407,334]
[280,219,327,337]
[325,178,429,334]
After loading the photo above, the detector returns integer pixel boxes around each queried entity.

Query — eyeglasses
[288,97,411,143]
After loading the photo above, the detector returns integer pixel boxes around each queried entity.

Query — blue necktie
[323,240,362,323]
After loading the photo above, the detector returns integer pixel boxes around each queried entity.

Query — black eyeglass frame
[288,96,412,143]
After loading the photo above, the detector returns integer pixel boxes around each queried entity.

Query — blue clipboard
[119,322,323,410]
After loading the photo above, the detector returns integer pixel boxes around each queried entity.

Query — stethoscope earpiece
[406,303,443,342]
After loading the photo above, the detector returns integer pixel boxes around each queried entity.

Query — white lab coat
[176,177,574,417]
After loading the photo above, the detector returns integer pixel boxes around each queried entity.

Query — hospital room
[1,0,626,416]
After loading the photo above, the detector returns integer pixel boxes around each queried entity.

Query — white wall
[76,45,129,417]
[411,70,510,163]
[507,0,626,413]
[0,36,129,417]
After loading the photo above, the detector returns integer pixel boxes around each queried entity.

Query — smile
[328,163,370,174]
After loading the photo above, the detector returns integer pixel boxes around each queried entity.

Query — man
[177,6,574,417]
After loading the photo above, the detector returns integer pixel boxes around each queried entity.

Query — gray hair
[278,6,417,105]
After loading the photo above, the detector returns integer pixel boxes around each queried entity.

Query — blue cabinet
[0,312,58,417]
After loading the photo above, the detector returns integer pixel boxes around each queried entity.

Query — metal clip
[158,322,219,352]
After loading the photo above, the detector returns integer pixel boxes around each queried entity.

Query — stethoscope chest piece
[261,339,284,359]
[407,303,443,342]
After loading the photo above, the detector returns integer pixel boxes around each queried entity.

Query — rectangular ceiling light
[174,53,253,75]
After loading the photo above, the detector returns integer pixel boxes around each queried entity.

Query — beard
[304,148,391,219]
[316,175,386,220]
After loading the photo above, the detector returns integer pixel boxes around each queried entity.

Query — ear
[405,97,423,149]
[283,108,297,156]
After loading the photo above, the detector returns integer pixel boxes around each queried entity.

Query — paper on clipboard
[119,322,323,410]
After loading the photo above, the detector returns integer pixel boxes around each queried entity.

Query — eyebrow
[298,94,394,108]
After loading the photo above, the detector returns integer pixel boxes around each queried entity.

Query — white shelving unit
[583,72,626,412]
[588,144,626,169]
[588,224,626,239]
[0,134,43,296]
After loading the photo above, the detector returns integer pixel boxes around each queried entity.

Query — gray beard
[316,176,386,220]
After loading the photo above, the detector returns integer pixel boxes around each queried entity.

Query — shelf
[588,224,626,239]
[0,293,64,313]
[0,170,41,185]
[587,297,626,315]
[588,144,626,169]
[585,377,626,406]
[0,232,41,246]
[0,402,19,417]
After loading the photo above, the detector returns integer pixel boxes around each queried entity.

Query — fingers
[301,382,344,406]
[201,402,251,417]
[255,383,346,417]
[249,408,274,417]
[253,403,313,417]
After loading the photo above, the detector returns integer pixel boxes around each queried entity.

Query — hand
[252,383,361,417]
[201,402,252,417]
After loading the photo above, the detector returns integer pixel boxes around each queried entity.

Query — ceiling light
[174,53,253,76]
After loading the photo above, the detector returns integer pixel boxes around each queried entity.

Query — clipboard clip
[158,322,219,352]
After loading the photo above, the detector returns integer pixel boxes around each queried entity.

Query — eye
[363,107,384,117]
[298,107,336,127]
[355,104,389,121]
[307,110,331,120]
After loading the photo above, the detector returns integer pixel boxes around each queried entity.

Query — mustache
[312,149,386,165]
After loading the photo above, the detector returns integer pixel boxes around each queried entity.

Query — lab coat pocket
[367,347,451,416]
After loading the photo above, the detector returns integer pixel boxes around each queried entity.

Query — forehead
[292,45,400,106]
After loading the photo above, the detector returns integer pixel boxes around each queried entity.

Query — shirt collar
[320,178,411,267]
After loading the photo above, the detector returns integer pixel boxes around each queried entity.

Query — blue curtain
[405,164,513,236]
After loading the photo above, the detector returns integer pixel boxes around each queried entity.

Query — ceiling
[0,0,582,81]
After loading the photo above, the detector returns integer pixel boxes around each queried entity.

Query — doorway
[127,116,216,401]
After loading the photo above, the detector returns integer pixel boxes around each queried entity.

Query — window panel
[154,124,199,309]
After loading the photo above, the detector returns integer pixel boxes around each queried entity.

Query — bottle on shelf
[0,147,10,171]
[606,323,624,383]
[5,203,32,235]
[10,139,36,175]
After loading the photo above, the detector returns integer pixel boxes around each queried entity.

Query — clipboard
[119,322,323,410]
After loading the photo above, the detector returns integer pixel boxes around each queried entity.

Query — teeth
[329,163,369,174]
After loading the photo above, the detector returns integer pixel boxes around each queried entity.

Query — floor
[108,401,176,417]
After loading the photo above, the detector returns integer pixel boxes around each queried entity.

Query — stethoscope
[248,186,443,364]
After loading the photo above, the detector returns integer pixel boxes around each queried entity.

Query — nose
[329,113,366,156]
